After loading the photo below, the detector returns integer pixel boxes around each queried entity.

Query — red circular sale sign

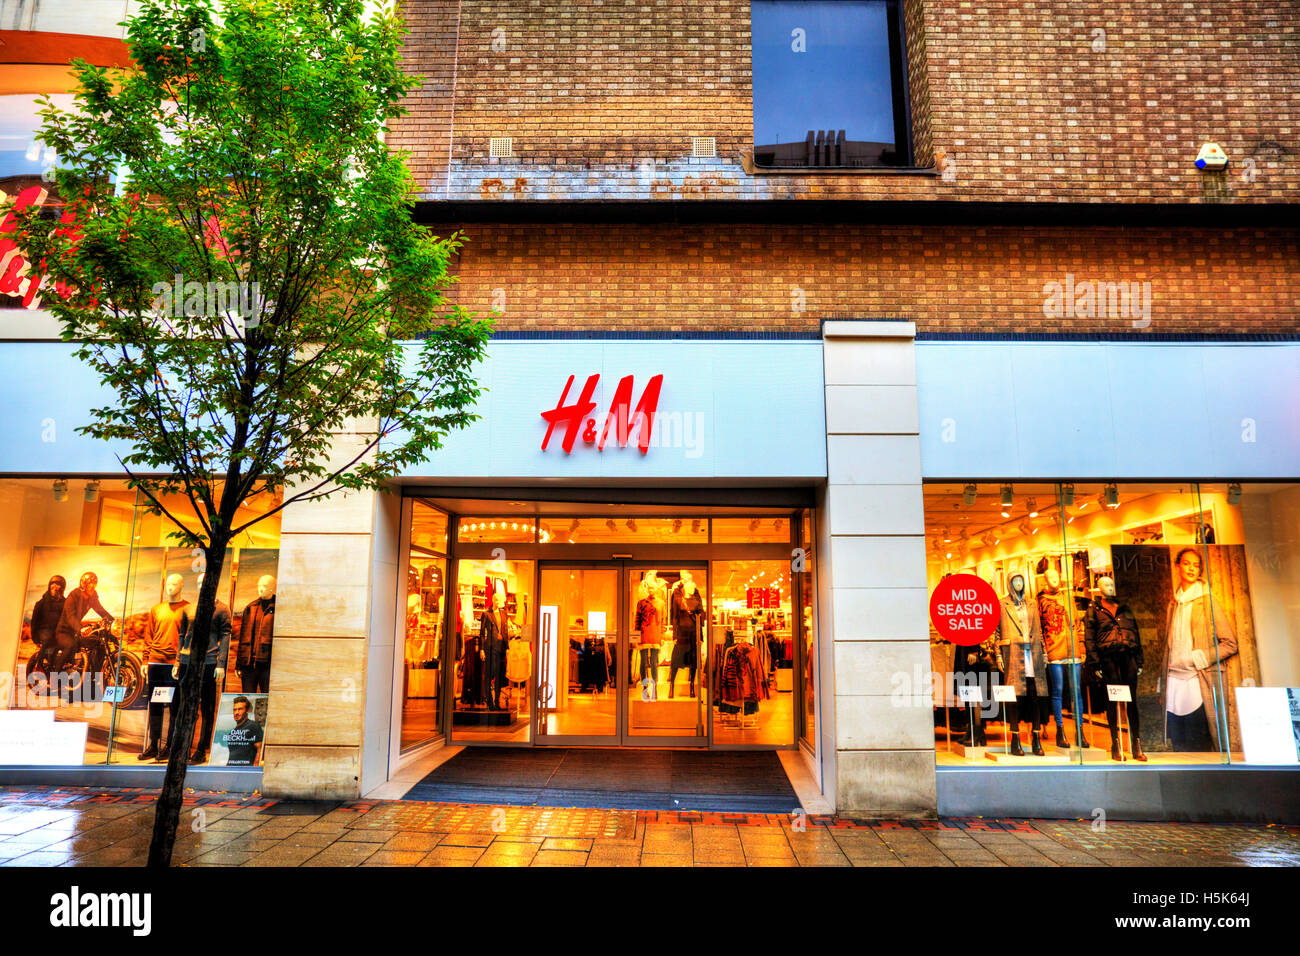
[929,574,999,645]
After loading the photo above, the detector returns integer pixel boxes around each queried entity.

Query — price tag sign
[992,685,1017,703]
[151,686,175,704]
[957,684,983,704]
[101,686,126,703]
[929,574,1000,646]
[1106,684,1132,702]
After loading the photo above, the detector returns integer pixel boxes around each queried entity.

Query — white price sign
[1106,684,1132,702]
[151,686,175,704]
[992,685,1017,703]
[958,684,983,704]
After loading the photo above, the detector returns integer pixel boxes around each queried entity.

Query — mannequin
[237,575,276,693]
[635,579,663,699]
[478,587,511,711]
[1084,575,1147,761]
[140,573,190,762]
[1162,548,1238,753]
[996,572,1048,756]
[1037,567,1076,749]
[174,572,231,765]
[668,570,704,698]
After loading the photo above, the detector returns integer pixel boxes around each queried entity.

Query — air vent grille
[691,136,717,158]
[489,136,513,158]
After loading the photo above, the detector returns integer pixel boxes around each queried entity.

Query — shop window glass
[710,560,795,745]
[401,501,448,750]
[925,483,1075,765]
[798,510,816,749]
[450,557,533,742]
[1205,482,1300,764]
[710,516,791,543]
[456,518,536,543]
[924,481,1291,769]
[537,516,708,545]
[3,479,280,767]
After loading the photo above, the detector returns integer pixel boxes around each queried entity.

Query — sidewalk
[1,786,1297,867]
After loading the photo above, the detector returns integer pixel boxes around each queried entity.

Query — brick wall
[389,0,1299,203]
[429,222,1299,333]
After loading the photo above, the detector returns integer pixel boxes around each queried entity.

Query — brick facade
[432,222,1299,334]
[392,0,1300,203]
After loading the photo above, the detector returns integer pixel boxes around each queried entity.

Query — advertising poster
[209,692,268,767]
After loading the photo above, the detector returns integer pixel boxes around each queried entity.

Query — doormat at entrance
[402,748,802,813]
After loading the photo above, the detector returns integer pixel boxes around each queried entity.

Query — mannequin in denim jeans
[1038,568,1087,749]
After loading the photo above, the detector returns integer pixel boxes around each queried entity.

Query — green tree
[8,0,491,866]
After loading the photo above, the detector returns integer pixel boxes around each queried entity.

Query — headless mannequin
[173,573,231,764]
[999,573,1045,756]
[140,574,189,761]
[1088,576,1147,761]
[1038,568,1073,748]
[479,589,510,711]
[668,570,704,698]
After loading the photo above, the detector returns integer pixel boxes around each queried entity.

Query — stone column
[259,436,380,800]
[821,320,935,817]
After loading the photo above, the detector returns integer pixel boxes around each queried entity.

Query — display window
[450,557,534,742]
[925,482,1298,767]
[400,501,449,750]
[798,511,817,750]
[1,478,280,766]
[709,560,795,745]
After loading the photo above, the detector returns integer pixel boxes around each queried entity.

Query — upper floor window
[752,0,912,168]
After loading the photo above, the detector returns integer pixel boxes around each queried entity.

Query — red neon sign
[541,373,664,454]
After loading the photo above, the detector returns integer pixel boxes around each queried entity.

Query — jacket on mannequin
[1038,588,1071,662]
[238,595,275,667]
[997,593,1048,698]
[670,584,704,643]
[179,600,232,668]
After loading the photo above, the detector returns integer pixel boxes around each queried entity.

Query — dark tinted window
[752,0,909,167]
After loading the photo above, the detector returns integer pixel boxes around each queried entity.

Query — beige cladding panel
[263,636,366,748]
[260,745,362,801]
[836,750,937,819]
[274,532,373,638]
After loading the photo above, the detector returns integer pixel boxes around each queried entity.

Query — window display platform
[401,746,803,813]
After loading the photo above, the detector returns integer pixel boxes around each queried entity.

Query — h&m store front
[2,325,1299,820]
[380,335,830,792]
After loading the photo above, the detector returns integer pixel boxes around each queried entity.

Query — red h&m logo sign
[541,373,664,454]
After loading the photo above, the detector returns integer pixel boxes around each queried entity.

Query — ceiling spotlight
[942,527,952,543]
[606,519,617,533]
[1026,497,1039,518]
[52,479,69,502]
[1103,483,1119,508]
[672,519,682,533]
[1000,485,1014,508]
[962,484,977,506]
[627,518,638,532]
[1226,482,1242,506]
[84,480,100,503]
[958,528,969,541]
[1060,483,1075,507]
[569,519,581,533]
[1018,519,1033,537]
[945,552,953,560]
[981,534,996,549]
[691,519,702,534]
[749,519,761,532]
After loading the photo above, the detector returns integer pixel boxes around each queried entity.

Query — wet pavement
[0,785,1297,867]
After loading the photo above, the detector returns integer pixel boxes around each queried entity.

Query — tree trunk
[147,538,228,867]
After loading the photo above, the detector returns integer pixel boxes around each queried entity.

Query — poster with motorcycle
[13,545,278,764]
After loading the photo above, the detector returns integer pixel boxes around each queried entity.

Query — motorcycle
[26,622,144,708]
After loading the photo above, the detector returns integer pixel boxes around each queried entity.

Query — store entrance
[535,562,708,747]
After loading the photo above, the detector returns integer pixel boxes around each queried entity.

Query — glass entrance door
[626,564,708,745]
[535,562,708,747]
[536,567,621,743]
